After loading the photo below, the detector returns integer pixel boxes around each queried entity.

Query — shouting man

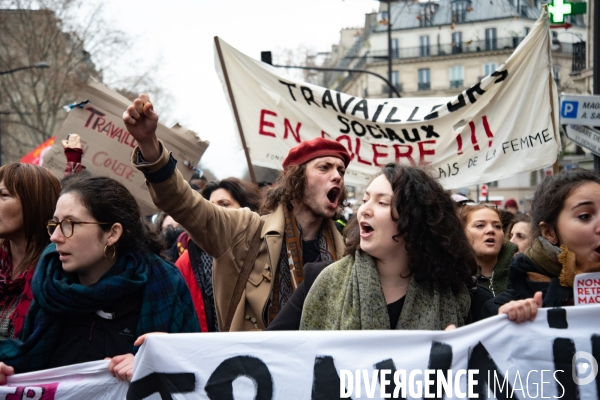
[124,95,349,331]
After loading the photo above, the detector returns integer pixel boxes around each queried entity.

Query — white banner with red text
[215,8,559,189]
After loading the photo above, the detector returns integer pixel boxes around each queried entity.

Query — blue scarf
[0,243,199,373]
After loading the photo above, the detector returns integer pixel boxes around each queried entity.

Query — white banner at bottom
[129,305,600,399]
[3,306,599,399]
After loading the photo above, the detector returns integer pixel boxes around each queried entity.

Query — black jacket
[267,261,494,331]
[481,253,573,318]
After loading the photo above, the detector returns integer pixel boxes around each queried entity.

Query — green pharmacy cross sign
[548,0,587,24]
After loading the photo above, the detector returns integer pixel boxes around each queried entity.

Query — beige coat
[132,143,344,331]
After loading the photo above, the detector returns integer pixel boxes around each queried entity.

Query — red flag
[21,136,56,165]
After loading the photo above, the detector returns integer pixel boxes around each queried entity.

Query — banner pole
[214,36,257,184]
[544,5,560,175]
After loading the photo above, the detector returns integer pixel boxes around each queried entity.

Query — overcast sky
[101,0,380,178]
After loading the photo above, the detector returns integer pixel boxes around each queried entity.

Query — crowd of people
[0,94,598,384]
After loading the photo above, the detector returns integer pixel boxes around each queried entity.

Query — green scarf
[0,243,199,373]
[300,250,471,330]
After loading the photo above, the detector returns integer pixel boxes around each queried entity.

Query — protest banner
[215,8,560,189]
[0,360,128,400]
[20,136,56,166]
[42,80,210,216]
[128,305,599,399]
[4,306,599,399]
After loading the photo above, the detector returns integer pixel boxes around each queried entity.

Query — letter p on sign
[561,101,578,118]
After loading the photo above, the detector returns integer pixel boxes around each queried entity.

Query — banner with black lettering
[41,80,210,216]
[129,305,600,399]
[0,361,128,399]
[215,8,559,188]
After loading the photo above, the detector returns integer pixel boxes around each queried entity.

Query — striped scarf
[268,207,338,323]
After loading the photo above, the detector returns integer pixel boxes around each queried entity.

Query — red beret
[504,199,518,209]
[282,138,351,169]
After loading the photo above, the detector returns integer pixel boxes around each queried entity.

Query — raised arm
[124,95,259,258]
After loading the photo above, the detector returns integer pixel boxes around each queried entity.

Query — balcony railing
[368,36,574,61]
[381,83,403,94]
[450,79,463,88]
[418,82,431,91]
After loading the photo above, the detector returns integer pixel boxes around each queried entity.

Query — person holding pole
[123,94,349,331]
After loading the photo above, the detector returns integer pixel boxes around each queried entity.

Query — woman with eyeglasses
[0,164,61,341]
[0,174,199,382]
[267,164,493,332]
[458,204,518,296]
[483,169,600,322]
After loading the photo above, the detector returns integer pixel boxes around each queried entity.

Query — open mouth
[360,222,374,234]
[327,187,340,204]
[484,238,495,244]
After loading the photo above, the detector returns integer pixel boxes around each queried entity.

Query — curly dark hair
[60,175,164,256]
[202,177,263,212]
[261,164,348,216]
[345,164,476,293]
[530,168,600,242]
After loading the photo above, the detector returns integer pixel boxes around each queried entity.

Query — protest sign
[129,305,600,399]
[574,273,600,305]
[42,80,209,216]
[0,360,128,400]
[21,136,56,166]
[215,8,560,189]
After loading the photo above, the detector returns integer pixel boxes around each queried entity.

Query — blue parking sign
[561,101,578,118]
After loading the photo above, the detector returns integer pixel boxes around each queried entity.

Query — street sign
[481,184,488,197]
[564,125,600,157]
[560,94,600,126]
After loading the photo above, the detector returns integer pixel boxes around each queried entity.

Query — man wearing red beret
[125,95,349,331]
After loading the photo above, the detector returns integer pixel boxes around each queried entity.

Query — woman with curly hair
[267,164,492,331]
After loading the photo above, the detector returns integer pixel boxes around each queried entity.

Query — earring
[104,244,116,260]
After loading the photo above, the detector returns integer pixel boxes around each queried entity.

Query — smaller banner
[0,360,128,400]
[42,80,210,216]
[574,272,600,305]
[20,136,56,165]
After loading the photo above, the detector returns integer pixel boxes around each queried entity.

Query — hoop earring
[104,244,116,260]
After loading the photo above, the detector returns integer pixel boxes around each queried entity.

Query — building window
[452,32,463,53]
[378,11,389,24]
[419,36,430,57]
[483,62,497,76]
[485,28,497,50]
[452,1,467,23]
[418,68,430,91]
[392,38,399,59]
[450,66,464,88]
[524,27,530,37]
[552,64,560,86]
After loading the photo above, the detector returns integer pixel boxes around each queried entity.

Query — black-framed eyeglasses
[46,219,111,238]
